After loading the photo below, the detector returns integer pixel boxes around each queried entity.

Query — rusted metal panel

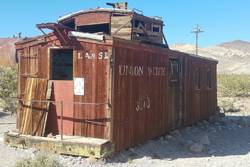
[183,56,218,127]
[75,12,111,26]
[112,39,169,151]
[46,81,74,136]
[73,41,112,139]
[111,39,217,152]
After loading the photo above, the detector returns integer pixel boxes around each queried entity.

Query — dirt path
[0,111,31,167]
[1,110,250,167]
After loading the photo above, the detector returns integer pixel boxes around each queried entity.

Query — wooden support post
[31,99,33,136]
[60,101,64,140]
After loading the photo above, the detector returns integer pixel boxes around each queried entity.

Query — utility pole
[191,24,204,55]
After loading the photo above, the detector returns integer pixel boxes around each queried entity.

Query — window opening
[194,68,201,89]
[207,69,212,89]
[170,60,179,82]
[77,23,110,35]
[152,25,161,33]
[51,49,73,80]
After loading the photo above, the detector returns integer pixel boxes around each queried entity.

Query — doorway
[46,48,74,135]
[169,59,182,129]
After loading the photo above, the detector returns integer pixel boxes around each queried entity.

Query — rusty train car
[14,3,218,154]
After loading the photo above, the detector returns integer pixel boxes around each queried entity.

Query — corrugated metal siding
[111,39,217,152]
[73,41,112,139]
[46,81,74,135]
[112,40,169,151]
[183,56,217,126]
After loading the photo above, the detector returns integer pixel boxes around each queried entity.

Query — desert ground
[1,98,250,167]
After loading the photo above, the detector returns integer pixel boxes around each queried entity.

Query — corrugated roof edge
[15,33,54,46]
[57,8,133,22]
[188,53,218,63]
[172,50,218,63]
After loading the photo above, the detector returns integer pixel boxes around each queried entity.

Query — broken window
[152,25,161,33]
[63,20,75,30]
[169,59,179,82]
[51,49,73,80]
[77,23,110,34]
[194,68,201,90]
[134,20,145,29]
[207,69,212,89]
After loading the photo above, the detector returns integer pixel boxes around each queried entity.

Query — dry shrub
[218,74,250,97]
[15,153,63,167]
[0,65,17,112]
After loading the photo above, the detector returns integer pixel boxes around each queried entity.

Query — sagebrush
[15,153,63,167]
[0,65,17,112]
[218,74,250,97]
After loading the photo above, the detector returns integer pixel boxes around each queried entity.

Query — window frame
[194,67,201,90]
[152,24,162,33]
[207,68,212,89]
[169,59,179,82]
[49,48,74,81]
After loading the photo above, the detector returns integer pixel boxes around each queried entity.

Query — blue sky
[0,0,249,46]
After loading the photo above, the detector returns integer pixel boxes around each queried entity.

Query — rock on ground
[189,143,204,153]
[199,135,210,145]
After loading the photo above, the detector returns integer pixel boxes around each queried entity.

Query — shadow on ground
[0,111,9,118]
[107,115,250,163]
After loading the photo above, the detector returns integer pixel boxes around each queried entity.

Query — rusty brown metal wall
[46,81,74,136]
[183,56,217,126]
[112,39,169,151]
[75,12,111,26]
[73,41,113,139]
[111,39,217,152]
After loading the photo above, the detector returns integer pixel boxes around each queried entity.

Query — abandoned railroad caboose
[4,3,218,157]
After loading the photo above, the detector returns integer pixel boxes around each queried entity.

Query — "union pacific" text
[118,65,166,77]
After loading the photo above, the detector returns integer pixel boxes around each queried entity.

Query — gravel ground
[1,108,250,167]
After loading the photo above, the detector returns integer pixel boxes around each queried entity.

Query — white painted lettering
[136,96,151,112]
[83,51,109,60]
[118,65,144,76]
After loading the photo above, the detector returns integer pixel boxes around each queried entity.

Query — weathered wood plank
[112,34,131,38]
[111,28,132,34]
[19,78,50,136]
[4,132,114,158]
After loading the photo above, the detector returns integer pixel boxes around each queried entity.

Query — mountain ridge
[0,38,21,66]
[171,40,250,74]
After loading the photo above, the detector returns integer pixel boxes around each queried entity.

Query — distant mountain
[0,38,21,66]
[219,40,250,52]
[171,40,250,74]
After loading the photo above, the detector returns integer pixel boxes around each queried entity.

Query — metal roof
[57,7,163,23]
[57,8,133,22]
